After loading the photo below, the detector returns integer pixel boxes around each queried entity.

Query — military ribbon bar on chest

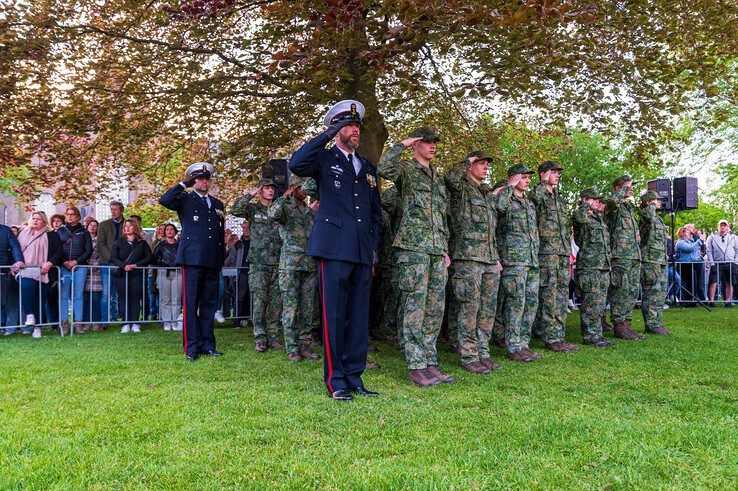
[366,174,377,188]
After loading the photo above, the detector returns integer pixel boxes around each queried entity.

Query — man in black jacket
[159,162,226,361]
[0,224,24,332]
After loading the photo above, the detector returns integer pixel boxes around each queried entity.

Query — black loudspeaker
[647,179,672,212]
[261,159,289,197]
[673,177,698,211]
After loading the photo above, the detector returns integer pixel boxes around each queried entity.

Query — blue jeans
[20,278,50,325]
[3,277,20,334]
[59,267,88,322]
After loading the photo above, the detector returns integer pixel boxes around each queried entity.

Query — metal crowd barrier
[0,265,63,335]
[68,265,252,335]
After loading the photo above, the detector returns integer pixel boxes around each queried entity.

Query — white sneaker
[663,304,669,309]
[164,324,172,331]
[132,324,141,333]
[214,310,225,323]
[25,314,35,326]
[567,299,575,309]
[32,328,42,338]
[120,324,131,334]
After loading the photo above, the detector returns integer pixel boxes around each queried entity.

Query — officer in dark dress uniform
[289,100,383,401]
[159,162,226,361]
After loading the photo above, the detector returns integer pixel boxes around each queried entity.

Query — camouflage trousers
[369,266,400,342]
[279,269,319,353]
[608,258,641,324]
[492,291,504,344]
[249,264,282,342]
[448,260,500,364]
[641,262,667,330]
[500,265,540,354]
[396,250,447,370]
[578,268,609,342]
[533,255,570,344]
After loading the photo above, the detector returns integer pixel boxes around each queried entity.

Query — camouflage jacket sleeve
[528,181,548,205]
[377,142,406,183]
[231,193,256,220]
[494,185,514,214]
[571,202,590,249]
[268,196,288,225]
[604,186,628,209]
[638,203,656,246]
[444,161,468,194]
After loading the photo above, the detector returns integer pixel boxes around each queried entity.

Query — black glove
[182,176,197,188]
[324,119,351,139]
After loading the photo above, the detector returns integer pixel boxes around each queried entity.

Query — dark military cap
[640,190,660,204]
[302,177,318,199]
[258,178,276,188]
[613,174,638,188]
[467,150,493,162]
[538,160,564,174]
[492,179,509,191]
[507,163,535,177]
[289,174,304,187]
[580,187,603,200]
[410,126,441,142]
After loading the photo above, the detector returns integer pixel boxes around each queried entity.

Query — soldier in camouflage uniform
[638,191,671,335]
[530,161,579,353]
[572,188,614,347]
[268,175,321,361]
[494,164,542,362]
[490,179,509,348]
[446,150,503,375]
[370,185,401,344]
[603,174,645,340]
[231,178,284,352]
[378,126,453,388]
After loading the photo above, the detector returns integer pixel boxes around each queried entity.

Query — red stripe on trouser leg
[321,260,334,393]
[181,266,188,353]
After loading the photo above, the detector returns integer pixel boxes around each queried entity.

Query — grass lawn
[1,307,736,489]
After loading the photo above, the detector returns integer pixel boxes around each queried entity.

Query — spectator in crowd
[83,219,105,332]
[129,214,158,320]
[0,221,24,334]
[10,226,20,236]
[151,223,181,331]
[97,201,125,323]
[56,206,93,334]
[83,216,94,228]
[17,211,62,338]
[224,220,251,326]
[666,235,683,303]
[111,219,152,333]
[675,226,706,305]
[706,219,738,307]
[50,214,65,231]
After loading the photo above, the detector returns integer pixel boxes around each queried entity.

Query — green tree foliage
[1,0,737,205]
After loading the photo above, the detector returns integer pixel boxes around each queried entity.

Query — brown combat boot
[614,322,643,341]
[461,361,491,375]
[646,326,671,335]
[255,340,268,352]
[287,352,302,362]
[601,316,614,333]
[507,350,533,362]
[268,338,284,350]
[480,357,502,371]
[492,338,507,348]
[522,347,542,359]
[426,365,456,383]
[625,321,646,340]
[299,342,320,361]
[545,342,571,353]
[75,323,87,334]
[408,368,441,387]
[60,320,69,336]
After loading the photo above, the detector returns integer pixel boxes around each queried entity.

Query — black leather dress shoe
[202,350,223,357]
[350,386,379,397]
[186,353,198,361]
[330,389,353,401]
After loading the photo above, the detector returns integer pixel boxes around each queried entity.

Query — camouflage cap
[613,174,638,188]
[492,179,509,190]
[410,126,441,142]
[302,177,318,199]
[467,150,493,162]
[258,178,276,188]
[507,163,535,177]
[538,160,564,173]
[580,187,603,200]
[289,174,304,187]
[640,190,660,204]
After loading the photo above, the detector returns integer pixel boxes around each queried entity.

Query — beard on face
[339,131,360,150]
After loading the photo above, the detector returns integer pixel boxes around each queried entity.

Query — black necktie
[348,153,360,175]
[202,194,209,208]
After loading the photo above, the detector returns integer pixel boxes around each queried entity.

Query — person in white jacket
[706,219,738,306]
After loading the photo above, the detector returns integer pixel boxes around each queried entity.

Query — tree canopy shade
[1,0,737,203]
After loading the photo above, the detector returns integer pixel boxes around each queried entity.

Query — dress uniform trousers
[181,265,219,356]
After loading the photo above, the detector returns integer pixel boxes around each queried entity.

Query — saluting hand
[183,176,197,188]
[541,170,552,182]
[508,174,522,188]
[324,120,351,139]
[401,137,423,148]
